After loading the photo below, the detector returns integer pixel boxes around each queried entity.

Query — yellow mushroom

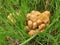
[37,19,42,26]
[31,10,41,16]
[38,24,45,30]
[30,14,37,22]
[43,11,50,17]
[28,20,33,29]
[7,13,16,23]
[38,13,50,24]
[28,30,36,36]
[33,22,37,29]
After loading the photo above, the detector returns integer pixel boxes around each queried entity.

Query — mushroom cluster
[7,11,20,23]
[26,10,50,36]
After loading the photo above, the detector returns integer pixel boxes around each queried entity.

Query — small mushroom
[28,30,36,36]
[30,14,37,22]
[37,19,42,26]
[38,24,45,30]
[28,20,33,29]
[31,10,41,16]
[33,22,37,29]
[43,11,50,17]
[7,13,16,23]
[38,13,50,24]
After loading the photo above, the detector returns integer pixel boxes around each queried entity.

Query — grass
[0,0,60,45]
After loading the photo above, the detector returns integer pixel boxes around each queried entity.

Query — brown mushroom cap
[38,13,50,24]
[28,30,36,36]
[31,10,41,16]
[30,14,37,22]
[38,24,45,30]
[33,22,37,29]
[37,19,42,26]
[28,20,33,29]
[43,11,50,17]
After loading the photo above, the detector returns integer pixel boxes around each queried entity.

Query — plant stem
[19,34,37,45]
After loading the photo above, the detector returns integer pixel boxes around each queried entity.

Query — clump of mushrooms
[26,10,50,36]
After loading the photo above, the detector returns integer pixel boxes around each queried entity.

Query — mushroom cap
[30,14,37,22]
[37,19,42,26]
[33,22,37,29]
[38,13,50,23]
[28,30,36,36]
[43,11,50,17]
[31,10,41,16]
[28,20,33,29]
[38,24,45,30]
